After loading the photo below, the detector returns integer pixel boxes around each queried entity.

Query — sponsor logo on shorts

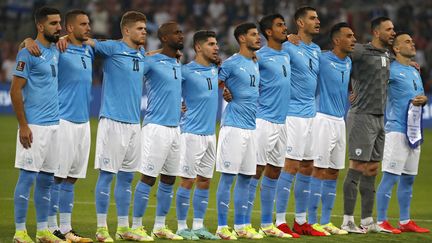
[182,165,190,172]
[389,162,397,169]
[355,148,362,156]
[223,161,231,168]
[317,155,323,162]
[146,163,154,171]
[287,146,293,153]
[25,157,33,165]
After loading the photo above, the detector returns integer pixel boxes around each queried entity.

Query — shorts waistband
[316,112,344,121]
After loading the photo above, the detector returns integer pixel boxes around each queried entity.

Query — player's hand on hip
[223,87,232,102]
[19,125,33,149]
[181,101,187,113]
[412,95,428,106]
[349,92,357,104]
[25,39,41,56]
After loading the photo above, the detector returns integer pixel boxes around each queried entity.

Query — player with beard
[215,22,262,240]
[11,6,66,243]
[341,17,396,234]
[242,14,293,239]
[174,30,221,240]
[275,6,327,236]
[133,22,185,240]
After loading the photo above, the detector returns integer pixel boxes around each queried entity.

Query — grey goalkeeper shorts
[347,111,385,162]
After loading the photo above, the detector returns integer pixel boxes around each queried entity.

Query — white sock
[295,212,307,225]
[117,216,129,227]
[48,215,58,231]
[16,223,26,231]
[275,213,286,226]
[192,218,204,230]
[37,222,48,231]
[343,215,354,225]
[234,224,245,230]
[177,220,188,231]
[400,219,410,225]
[132,217,142,229]
[59,213,72,234]
[97,214,107,228]
[154,216,166,230]
[217,225,228,231]
[361,217,373,226]
[261,223,272,228]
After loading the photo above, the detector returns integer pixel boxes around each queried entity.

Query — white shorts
[55,119,90,179]
[312,113,345,169]
[178,133,216,179]
[15,124,59,173]
[216,126,256,175]
[255,118,287,167]
[285,116,316,160]
[382,132,420,175]
[139,123,181,177]
[94,118,141,173]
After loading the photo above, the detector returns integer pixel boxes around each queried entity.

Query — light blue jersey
[282,41,320,118]
[143,53,182,127]
[219,53,260,130]
[256,45,291,124]
[180,61,218,135]
[95,40,145,124]
[386,61,424,133]
[58,44,94,123]
[316,51,351,118]
[13,40,59,125]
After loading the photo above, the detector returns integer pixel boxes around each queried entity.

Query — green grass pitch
[0,115,431,242]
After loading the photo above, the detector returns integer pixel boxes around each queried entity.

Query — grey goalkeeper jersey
[349,43,391,115]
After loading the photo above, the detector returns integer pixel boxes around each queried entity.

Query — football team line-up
[9,4,429,243]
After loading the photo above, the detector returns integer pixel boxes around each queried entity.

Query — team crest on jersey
[16,61,25,71]
[211,68,217,76]
[313,50,318,58]
[284,56,289,63]
[223,161,231,168]
[355,148,362,156]
[413,71,419,78]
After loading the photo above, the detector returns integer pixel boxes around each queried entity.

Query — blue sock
[133,181,152,217]
[320,179,337,225]
[59,181,74,214]
[308,176,323,224]
[260,176,277,225]
[49,182,60,217]
[397,174,415,221]
[275,172,294,214]
[234,174,251,226]
[245,177,258,225]
[34,172,54,223]
[376,172,399,222]
[114,171,134,216]
[193,188,209,219]
[14,170,37,225]
[95,170,114,214]
[156,182,174,217]
[176,186,191,221]
[216,173,235,226]
[294,173,311,215]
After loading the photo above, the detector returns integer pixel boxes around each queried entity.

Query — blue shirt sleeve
[94,40,116,57]
[218,63,230,82]
[13,49,31,80]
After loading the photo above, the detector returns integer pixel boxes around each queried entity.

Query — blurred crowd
[1,0,432,92]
